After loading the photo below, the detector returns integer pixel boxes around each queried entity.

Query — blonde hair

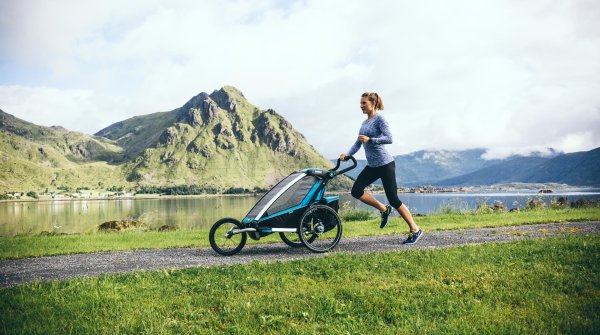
[361,92,384,110]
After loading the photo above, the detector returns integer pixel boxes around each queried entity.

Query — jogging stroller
[209,156,357,255]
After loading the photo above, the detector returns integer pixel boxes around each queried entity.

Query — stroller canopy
[246,172,319,220]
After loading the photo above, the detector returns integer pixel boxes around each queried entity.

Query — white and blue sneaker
[403,229,423,245]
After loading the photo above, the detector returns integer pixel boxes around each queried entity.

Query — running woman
[339,92,423,244]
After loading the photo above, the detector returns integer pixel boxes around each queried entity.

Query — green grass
[0,207,599,260]
[1,235,598,334]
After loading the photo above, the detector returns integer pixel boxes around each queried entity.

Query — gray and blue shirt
[346,113,394,167]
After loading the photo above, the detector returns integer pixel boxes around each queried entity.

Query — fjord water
[1,189,599,236]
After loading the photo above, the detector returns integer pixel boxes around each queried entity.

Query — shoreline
[2,187,599,204]
[0,190,353,204]
[0,192,273,204]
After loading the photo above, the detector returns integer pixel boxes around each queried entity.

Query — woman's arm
[346,139,362,156]
[369,116,393,144]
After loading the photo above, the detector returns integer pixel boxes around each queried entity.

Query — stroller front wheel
[209,218,247,256]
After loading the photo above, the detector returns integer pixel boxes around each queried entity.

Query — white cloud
[1,0,599,159]
[0,86,140,134]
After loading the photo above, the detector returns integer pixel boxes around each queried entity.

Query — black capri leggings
[351,161,403,209]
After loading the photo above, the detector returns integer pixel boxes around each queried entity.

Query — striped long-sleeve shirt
[346,113,394,167]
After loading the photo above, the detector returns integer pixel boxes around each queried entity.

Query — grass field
[1,235,598,334]
[0,207,599,260]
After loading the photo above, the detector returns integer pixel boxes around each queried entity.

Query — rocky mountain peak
[176,92,214,126]
[209,86,244,113]
[180,92,210,111]
[176,86,247,127]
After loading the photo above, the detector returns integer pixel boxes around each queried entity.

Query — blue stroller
[209,156,357,255]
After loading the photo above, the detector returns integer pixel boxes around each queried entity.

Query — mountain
[1,86,351,192]
[336,147,599,187]
[528,148,600,185]
[436,147,600,186]
[339,149,502,185]
[434,157,550,186]
[393,149,503,185]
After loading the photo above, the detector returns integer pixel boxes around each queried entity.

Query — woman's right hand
[339,154,347,161]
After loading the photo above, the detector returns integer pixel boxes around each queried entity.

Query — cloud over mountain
[1,0,599,158]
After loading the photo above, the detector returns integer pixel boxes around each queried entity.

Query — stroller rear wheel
[298,205,342,253]
[209,218,247,256]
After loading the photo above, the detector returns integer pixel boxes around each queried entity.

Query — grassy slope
[1,207,598,260]
[94,110,178,160]
[0,131,128,192]
[1,235,598,334]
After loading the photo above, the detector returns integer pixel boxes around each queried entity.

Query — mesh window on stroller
[266,175,317,216]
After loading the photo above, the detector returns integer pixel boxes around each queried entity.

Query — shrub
[491,200,507,212]
[525,196,545,210]
[339,201,375,222]
[477,200,506,214]
[475,203,494,214]
[550,196,569,209]
[437,204,463,215]
[26,191,39,199]
[223,187,254,194]
[98,219,147,232]
[570,198,600,208]
[134,185,220,195]
[436,199,470,215]
[58,185,73,192]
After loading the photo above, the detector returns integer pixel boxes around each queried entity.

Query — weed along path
[1,221,598,287]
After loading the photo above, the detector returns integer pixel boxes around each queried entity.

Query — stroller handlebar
[330,156,357,176]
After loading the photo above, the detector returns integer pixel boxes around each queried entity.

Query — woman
[339,92,423,244]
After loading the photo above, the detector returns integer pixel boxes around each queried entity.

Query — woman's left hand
[358,135,370,143]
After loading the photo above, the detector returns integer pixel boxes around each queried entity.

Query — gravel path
[1,221,598,287]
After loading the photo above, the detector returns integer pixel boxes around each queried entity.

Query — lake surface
[1,189,599,236]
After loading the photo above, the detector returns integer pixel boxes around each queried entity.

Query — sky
[1,0,599,160]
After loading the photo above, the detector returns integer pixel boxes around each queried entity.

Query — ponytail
[361,92,384,110]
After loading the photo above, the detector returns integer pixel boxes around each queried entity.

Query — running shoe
[380,205,392,229]
[403,229,423,245]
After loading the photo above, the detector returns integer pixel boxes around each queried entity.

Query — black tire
[298,205,342,253]
[279,232,303,248]
[279,231,317,248]
[209,218,247,256]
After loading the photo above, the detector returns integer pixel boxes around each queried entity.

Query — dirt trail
[1,221,598,287]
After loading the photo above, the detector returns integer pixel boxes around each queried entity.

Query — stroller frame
[209,156,357,255]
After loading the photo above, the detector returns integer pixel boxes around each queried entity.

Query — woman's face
[360,97,373,114]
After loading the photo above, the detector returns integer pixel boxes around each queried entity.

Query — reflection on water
[0,190,599,237]
[0,196,261,236]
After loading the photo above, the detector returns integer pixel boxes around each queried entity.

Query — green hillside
[1,87,351,193]
[0,110,126,191]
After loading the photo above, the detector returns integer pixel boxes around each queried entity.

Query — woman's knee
[351,186,364,199]
[390,198,403,209]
